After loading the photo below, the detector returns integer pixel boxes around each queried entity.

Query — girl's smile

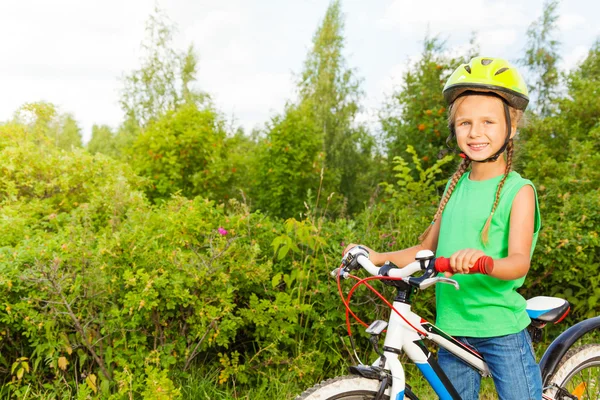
[467,142,489,151]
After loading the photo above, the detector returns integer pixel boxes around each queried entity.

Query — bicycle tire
[295,375,418,400]
[543,344,600,400]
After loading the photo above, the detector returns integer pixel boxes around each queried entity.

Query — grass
[3,327,595,399]
[178,361,500,399]
[180,327,593,400]
[178,367,310,400]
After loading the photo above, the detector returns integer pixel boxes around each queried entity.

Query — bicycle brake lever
[417,277,460,290]
[437,277,460,290]
[330,267,350,279]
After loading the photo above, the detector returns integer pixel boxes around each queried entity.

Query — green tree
[87,124,118,157]
[252,103,322,218]
[296,0,374,215]
[381,37,471,179]
[520,0,561,116]
[12,102,58,145]
[120,7,207,128]
[54,114,82,150]
[518,42,600,319]
[129,103,230,203]
[224,127,260,204]
[555,40,600,136]
[10,102,82,150]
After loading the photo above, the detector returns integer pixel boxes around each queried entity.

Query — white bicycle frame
[353,253,491,400]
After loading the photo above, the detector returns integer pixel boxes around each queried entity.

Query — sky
[0,0,598,142]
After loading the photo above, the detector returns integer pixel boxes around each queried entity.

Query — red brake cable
[337,266,428,338]
[336,264,368,336]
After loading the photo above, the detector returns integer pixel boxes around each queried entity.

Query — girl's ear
[509,123,518,139]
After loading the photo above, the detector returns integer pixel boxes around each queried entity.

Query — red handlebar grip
[434,256,494,275]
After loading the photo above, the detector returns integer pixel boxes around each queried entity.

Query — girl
[344,57,542,399]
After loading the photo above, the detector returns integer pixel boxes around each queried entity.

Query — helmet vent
[481,59,493,66]
[494,67,509,76]
[464,65,472,74]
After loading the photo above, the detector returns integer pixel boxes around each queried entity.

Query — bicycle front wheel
[544,344,600,400]
[295,375,418,400]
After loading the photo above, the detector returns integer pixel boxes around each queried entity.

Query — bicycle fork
[374,301,460,400]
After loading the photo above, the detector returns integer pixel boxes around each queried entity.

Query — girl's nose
[468,123,484,138]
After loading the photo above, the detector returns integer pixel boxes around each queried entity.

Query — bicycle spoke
[563,363,600,399]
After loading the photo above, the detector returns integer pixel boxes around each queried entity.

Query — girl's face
[453,95,513,161]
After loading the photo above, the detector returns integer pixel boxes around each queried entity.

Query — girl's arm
[344,217,442,267]
[449,185,536,280]
[491,184,536,280]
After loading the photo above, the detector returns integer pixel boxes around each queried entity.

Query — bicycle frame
[374,297,490,400]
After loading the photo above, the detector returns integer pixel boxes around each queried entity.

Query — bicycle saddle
[526,296,570,324]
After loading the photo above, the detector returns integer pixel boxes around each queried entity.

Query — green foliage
[6,102,83,150]
[555,40,600,136]
[55,114,83,150]
[295,0,375,216]
[253,103,322,219]
[518,41,600,320]
[120,7,208,128]
[0,131,447,397]
[224,128,260,204]
[129,103,231,203]
[520,0,561,116]
[381,145,455,209]
[12,102,58,144]
[0,132,354,397]
[381,36,474,179]
[88,124,119,158]
[0,136,272,396]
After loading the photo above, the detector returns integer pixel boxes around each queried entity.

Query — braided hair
[480,139,514,244]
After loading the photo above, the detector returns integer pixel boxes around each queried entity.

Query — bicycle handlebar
[434,256,494,275]
[338,248,494,286]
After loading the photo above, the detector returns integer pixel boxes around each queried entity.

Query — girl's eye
[484,120,494,124]
[459,121,470,126]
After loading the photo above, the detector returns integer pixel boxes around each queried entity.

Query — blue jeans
[437,329,542,400]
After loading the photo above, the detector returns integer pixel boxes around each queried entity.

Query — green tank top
[435,171,541,337]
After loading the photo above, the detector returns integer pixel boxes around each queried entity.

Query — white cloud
[201,71,294,131]
[0,0,155,139]
[558,13,586,32]
[180,5,296,133]
[561,45,589,71]
[377,62,408,98]
[378,0,528,34]
[477,29,518,52]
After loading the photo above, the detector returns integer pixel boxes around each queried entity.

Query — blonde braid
[480,140,514,244]
[419,157,472,242]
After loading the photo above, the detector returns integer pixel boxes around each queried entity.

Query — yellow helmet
[443,57,529,110]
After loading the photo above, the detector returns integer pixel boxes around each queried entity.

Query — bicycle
[296,247,600,400]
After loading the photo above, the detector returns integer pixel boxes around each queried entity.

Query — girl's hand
[343,243,374,257]
[449,248,487,275]
[342,243,383,264]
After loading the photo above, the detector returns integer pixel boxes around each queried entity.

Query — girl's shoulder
[504,171,537,193]
[503,171,541,234]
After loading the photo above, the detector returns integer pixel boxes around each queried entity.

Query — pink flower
[218,227,228,236]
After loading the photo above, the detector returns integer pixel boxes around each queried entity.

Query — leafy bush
[0,135,454,398]
[129,103,232,203]
[518,44,600,320]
